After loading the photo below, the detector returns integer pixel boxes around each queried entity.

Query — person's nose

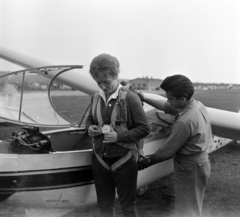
[99,83,107,90]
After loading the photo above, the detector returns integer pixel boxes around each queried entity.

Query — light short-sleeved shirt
[153,99,213,161]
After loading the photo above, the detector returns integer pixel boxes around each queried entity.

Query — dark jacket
[85,91,150,158]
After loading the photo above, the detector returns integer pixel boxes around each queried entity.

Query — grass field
[192,89,240,112]
[0,89,240,217]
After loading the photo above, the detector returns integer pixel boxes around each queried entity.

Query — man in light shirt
[139,74,212,217]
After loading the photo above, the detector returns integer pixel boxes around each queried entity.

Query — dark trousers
[174,153,211,217]
[92,154,139,217]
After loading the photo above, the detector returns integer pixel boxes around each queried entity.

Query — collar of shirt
[175,99,195,121]
[99,83,123,104]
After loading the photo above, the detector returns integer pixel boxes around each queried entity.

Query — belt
[175,151,208,162]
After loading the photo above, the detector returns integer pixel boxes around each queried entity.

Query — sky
[0,0,239,84]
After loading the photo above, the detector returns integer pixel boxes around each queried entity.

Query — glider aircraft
[0,46,239,213]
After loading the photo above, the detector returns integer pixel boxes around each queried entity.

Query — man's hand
[137,91,145,106]
[88,125,102,137]
[137,91,145,102]
[138,155,151,170]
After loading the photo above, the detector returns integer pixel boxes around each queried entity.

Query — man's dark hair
[160,74,194,100]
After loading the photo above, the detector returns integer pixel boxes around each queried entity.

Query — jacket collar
[99,83,123,104]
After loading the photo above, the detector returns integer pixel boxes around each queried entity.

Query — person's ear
[180,97,188,104]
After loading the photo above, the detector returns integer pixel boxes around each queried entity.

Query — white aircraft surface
[0,46,239,216]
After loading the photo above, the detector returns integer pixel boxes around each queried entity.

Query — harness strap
[91,86,141,163]
[93,138,132,171]
[92,93,102,125]
[111,151,132,171]
[96,96,104,126]
[117,89,128,131]
[92,88,128,129]
[111,101,118,128]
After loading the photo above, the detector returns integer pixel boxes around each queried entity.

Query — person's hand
[137,91,145,105]
[138,155,151,170]
[137,91,145,101]
[88,125,102,137]
[103,127,118,143]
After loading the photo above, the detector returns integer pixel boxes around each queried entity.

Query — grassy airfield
[0,89,239,217]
